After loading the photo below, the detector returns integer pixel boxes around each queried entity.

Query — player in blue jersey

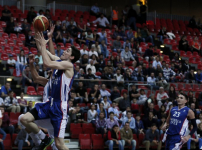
[20,30,80,150]
[161,93,197,150]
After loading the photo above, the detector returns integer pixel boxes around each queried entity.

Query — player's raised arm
[29,54,48,86]
[47,23,56,55]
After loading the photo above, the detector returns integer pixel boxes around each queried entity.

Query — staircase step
[64,133,70,137]
[64,139,80,149]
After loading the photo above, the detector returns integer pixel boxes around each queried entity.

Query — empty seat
[91,134,104,150]
[27,86,37,95]
[10,112,20,125]
[71,127,83,139]
[80,139,91,150]
[37,86,44,95]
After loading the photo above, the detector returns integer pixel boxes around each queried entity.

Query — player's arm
[161,110,171,130]
[29,54,48,86]
[47,24,56,55]
[35,33,73,70]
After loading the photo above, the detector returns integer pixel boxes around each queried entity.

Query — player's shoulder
[170,106,178,111]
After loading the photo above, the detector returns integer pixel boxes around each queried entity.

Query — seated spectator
[100,84,111,100]
[75,82,88,103]
[22,66,35,89]
[156,72,169,90]
[17,50,27,72]
[96,112,107,135]
[112,36,122,52]
[168,86,177,101]
[114,69,124,87]
[26,101,33,112]
[111,86,121,102]
[86,60,96,75]
[74,106,85,123]
[106,112,119,130]
[85,30,94,46]
[123,39,131,50]
[131,66,144,81]
[112,27,119,39]
[147,63,156,75]
[34,51,43,65]
[186,124,199,150]
[15,117,33,150]
[27,7,36,24]
[190,103,200,116]
[121,122,136,150]
[163,64,176,82]
[121,46,135,66]
[135,114,145,135]
[54,30,63,44]
[124,69,133,82]
[127,28,134,41]
[101,96,111,109]
[77,17,86,32]
[7,54,16,68]
[55,44,64,57]
[87,104,97,125]
[157,27,168,44]
[5,17,15,34]
[127,6,137,31]
[118,15,127,29]
[98,29,108,44]
[197,113,202,125]
[25,30,36,48]
[90,3,100,17]
[62,16,70,27]
[67,21,78,37]
[143,124,162,150]
[18,92,28,113]
[196,122,202,147]
[80,54,89,72]
[89,84,101,102]
[121,111,136,133]
[0,107,14,138]
[147,72,159,90]
[121,107,131,120]
[191,37,201,54]
[118,92,130,112]
[137,89,147,105]
[100,40,109,58]
[141,26,154,45]
[37,9,43,16]
[158,115,166,135]
[92,41,101,54]
[144,103,158,118]
[0,108,6,150]
[129,85,140,100]
[93,13,110,28]
[195,69,202,84]
[188,15,197,28]
[89,45,98,57]
[97,103,107,119]
[108,102,119,120]
[44,9,51,19]
[143,112,158,130]
[105,125,123,150]
[152,56,162,69]
[143,45,154,61]
[5,91,20,113]
[156,87,169,107]
[185,69,195,83]
[179,35,190,51]
[92,30,99,43]
[1,5,11,22]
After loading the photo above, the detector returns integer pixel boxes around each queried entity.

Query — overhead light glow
[160,45,165,48]
[7,78,12,81]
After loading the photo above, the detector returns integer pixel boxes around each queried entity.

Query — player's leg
[54,137,69,150]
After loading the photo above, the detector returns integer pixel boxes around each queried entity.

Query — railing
[0,0,17,7]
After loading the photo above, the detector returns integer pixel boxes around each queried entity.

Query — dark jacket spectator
[111,87,121,102]
[118,93,130,111]
[27,7,37,24]
[25,30,36,48]
[1,6,11,22]
[178,35,189,51]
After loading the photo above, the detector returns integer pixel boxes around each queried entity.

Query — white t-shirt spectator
[89,51,98,57]
[157,92,169,107]
[114,74,124,83]
[0,110,2,119]
[0,97,4,106]
[101,101,110,109]
[7,59,16,65]
[93,17,109,27]
[152,60,162,69]
[86,64,96,74]
[100,89,111,98]
[17,56,27,65]
[137,94,147,105]
[80,49,89,56]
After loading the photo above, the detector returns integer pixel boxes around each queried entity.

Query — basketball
[33,15,49,32]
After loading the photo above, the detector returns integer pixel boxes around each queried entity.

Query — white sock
[36,130,46,140]
[29,132,41,146]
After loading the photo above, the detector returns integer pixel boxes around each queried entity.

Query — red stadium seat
[0,134,12,150]
[193,84,200,92]
[0,21,7,27]
[80,139,91,150]
[13,46,20,54]
[10,33,17,40]
[30,47,38,55]
[16,40,24,48]
[18,34,25,41]
[184,84,192,91]
[70,123,81,130]
[79,134,91,142]
[154,105,159,111]
[2,33,9,39]
[82,123,94,128]
[37,86,44,95]
[77,103,86,107]
[27,86,37,95]
[121,89,128,96]
[13,69,22,77]
[91,134,104,149]
[10,112,20,125]
[71,127,83,139]
[1,53,8,61]
[83,128,96,134]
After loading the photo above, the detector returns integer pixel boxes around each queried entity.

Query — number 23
[173,111,180,117]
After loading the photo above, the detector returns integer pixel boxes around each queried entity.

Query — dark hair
[109,112,114,115]
[151,123,157,127]
[9,91,13,94]
[179,93,188,100]
[39,9,43,13]
[125,122,130,125]
[30,7,34,10]
[87,68,92,71]
[127,111,132,114]
[57,44,61,47]
[140,89,144,92]
[112,125,118,129]
[103,96,107,99]
[161,115,166,119]
[136,113,140,117]
[71,46,80,63]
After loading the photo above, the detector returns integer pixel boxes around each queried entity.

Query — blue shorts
[165,134,183,150]
[35,99,68,138]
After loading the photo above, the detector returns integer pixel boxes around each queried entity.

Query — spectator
[22,66,35,88]
[143,124,162,150]
[121,122,136,150]
[0,107,14,138]
[143,45,154,61]
[93,13,110,28]
[196,113,202,125]
[74,106,85,123]
[62,16,70,27]
[92,41,101,54]
[98,29,108,44]
[0,108,6,150]
[67,21,78,37]
[75,82,88,103]
[157,27,168,44]
[18,92,28,113]
[37,9,43,16]
[86,60,96,74]
[182,59,191,73]
[87,104,97,125]
[122,5,129,16]
[143,112,158,130]
[155,65,163,77]
[137,89,147,105]
[44,9,51,19]
[1,5,11,22]
[97,103,107,119]
[5,17,15,34]
[17,50,27,72]
[105,125,123,150]
[119,15,127,29]
[89,45,98,57]
[147,72,159,90]
[185,69,195,83]
[156,72,169,90]
[15,116,33,150]
[100,84,111,99]
[168,86,177,101]
[90,3,100,17]
[112,27,119,39]
[92,30,99,42]
[26,101,33,112]
[163,63,176,82]
[89,84,101,102]
[54,30,63,44]
[127,6,137,31]
[114,69,124,87]
[55,44,64,57]
[190,103,200,116]
[112,6,119,25]
[141,26,154,45]
[144,103,158,118]
[124,69,133,82]
[196,123,202,149]
[135,114,145,135]
[195,69,202,84]
[123,39,131,50]
[118,92,130,111]
[7,54,16,68]
[34,51,43,65]
[186,124,199,150]
[27,7,36,24]
[39,65,49,78]
[191,37,201,54]
[129,85,140,100]
[101,96,111,110]
[106,112,119,130]
[179,35,190,51]
[108,102,119,120]
[121,46,135,66]
[85,68,96,80]
[5,91,20,113]
[156,87,169,107]
[158,106,166,119]
[111,86,121,102]
[131,66,144,81]
[25,30,36,48]
[80,54,89,71]
[80,44,89,56]
[77,17,86,32]
[96,112,107,135]
[139,1,147,24]
[152,56,162,69]
[189,16,197,28]
[85,30,94,46]
[121,111,136,133]
[113,36,122,52]
[127,28,134,41]
[100,40,109,58]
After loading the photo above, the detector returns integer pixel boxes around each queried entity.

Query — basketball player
[20,31,80,150]
[161,93,197,150]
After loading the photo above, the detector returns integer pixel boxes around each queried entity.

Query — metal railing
[0,0,17,7]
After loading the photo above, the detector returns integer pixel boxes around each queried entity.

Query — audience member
[147,72,159,90]
[5,17,15,34]
[0,108,6,150]
[87,104,97,125]
[26,101,33,112]
[90,3,100,17]
[127,6,137,31]
[77,17,87,32]
[108,102,119,120]
[139,1,147,24]
[1,5,11,22]
[179,35,190,51]
[55,44,64,57]
[163,64,176,82]
[118,92,130,111]
[137,89,147,105]
[156,87,169,107]
[97,103,107,119]
[25,30,36,48]
[27,7,37,24]
[121,111,136,133]
[17,50,27,72]
[111,86,121,102]
[5,91,20,113]
[129,85,140,100]
[101,96,111,109]
[93,14,110,28]
[74,106,85,123]
[96,112,107,135]
[7,54,16,68]
[157,27,167,44]
[18,92,28,113]
[89,45,98,57]
[113,36,122,52]
[143,112,158,130]
[191,37,201,54]
[195,69,202,84]
[141,26,154,45]
[22,66,35,88]
[121,46,135,66]
[100,40,109,58]
[144,103,158,118]
[86,60,96,74]
[106,112,119,130]
[135,114,145,135]
[75,82,88,103]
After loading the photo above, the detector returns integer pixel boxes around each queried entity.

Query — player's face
[60,48,72,60]
[177,94,187,105]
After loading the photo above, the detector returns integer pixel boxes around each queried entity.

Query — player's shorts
[165,134,184,150]
[34,98,68,138]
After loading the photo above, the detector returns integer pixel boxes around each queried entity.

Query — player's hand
[29,54,35,64]
[47,23,55,38]
[0,139,3,142]
[35,32,49,47]
[26,141,30,146]
[161,123,167,131]
[116,140,119,145]
[181,135,191,144]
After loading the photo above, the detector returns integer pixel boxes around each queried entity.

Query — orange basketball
[33,15,49,32]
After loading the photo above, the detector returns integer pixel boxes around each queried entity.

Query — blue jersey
[166,106,190,136]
